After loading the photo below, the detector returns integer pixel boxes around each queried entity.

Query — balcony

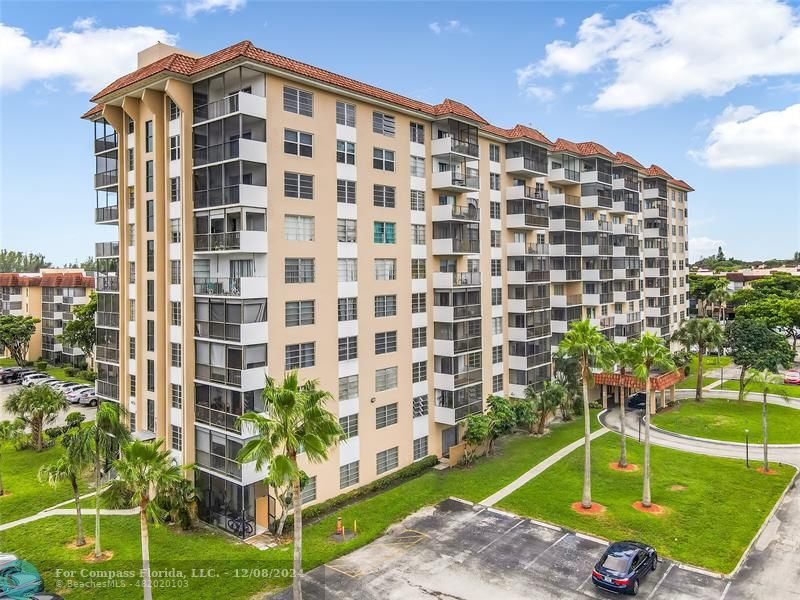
[644,245,669,258]
[581,193,613,210]
[431,168,480,192]
[432,304,481,322]
[549,193,581,207]
[509,352,551,371]
[580,170,613,185]
[550,268,582,282]
[582,244,613,257]
[582,220,612,233]
[643,184,667,200]
[432,335,482,357]
[551,293,582,308]
[590,316,616,330]
[95,275,119,293]
[431,136,479,159]
[644,286,670,298]
[194,231,267,254]
[193,91,267,125]
[507,199,549,229]
[508,323,551,341]
[507,297,550,313]
[193,276,267,298]
[432,271,481,289]
[612,177,639,191]
[95,205,119,224]
[96,380,119,401]
[94,134,118,154]
[506,242,549,257]
[431,204,480,223]
[193,183,267,211]
[432,237,480,255]
[508,269,549,285]
[644,267,670,278]
[549,164,580,184]
[613,223,639,236]
[506,156,547,177]
[644,205,668,220]
[195,364,263,389]
[95,241,119,258]
[95,346,120,364]
[96,311,119,328]
[193,138,266,168]
[94,170,118,189]
[434,368,483,391]
[643,226,668,239]
[434,391,483,425]
[612,199,641,214]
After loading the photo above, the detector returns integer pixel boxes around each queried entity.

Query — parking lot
[0,383,97,426]
[272,498,733,600]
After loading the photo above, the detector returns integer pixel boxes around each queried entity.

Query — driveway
[271,498,731,600]
[0,383,96,426]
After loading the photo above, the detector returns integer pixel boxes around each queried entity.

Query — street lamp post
[745,429,750,468]
[638,416,642,444]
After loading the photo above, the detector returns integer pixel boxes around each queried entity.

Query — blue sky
[1,0,798,265]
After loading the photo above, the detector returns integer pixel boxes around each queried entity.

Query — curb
[648,423,800,450]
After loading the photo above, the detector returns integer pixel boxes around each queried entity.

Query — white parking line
[575,532,608,546]
[719,581,732,600]
[522,533,569,570]
[678,563,724,579]
[646,563,674,599]
[575,573,594,592]
[475,519,525,554]
[529,518,562,532]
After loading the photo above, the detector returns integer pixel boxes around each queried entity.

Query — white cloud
[525,85,556,102]
[517,0,800,111]
[429,20,470,35]
[554,17,566,28]
[183,0,246,18]
[689,104,800,168]
[0,21,177,93]
[689,237,727,262]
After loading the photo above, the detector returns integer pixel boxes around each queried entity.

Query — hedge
[285,455,439,528]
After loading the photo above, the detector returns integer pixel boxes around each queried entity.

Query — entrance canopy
[592,369,683,392]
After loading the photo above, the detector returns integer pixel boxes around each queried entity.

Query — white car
[21,373,52,387]
[67,387,95,404]
[54,382,87,394]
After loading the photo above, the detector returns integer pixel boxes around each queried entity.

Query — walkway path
[480,427,609,506]
[0,490,136,532]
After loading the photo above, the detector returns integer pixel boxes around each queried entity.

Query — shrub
[284,455,438,529]
[63,366,78,377]
[66,412,86,428]
[44,426,69,440]
[78,370,97,382]
[33,360,48,372]
[77,360,88,371]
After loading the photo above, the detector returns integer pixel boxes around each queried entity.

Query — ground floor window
[195,470,256,539]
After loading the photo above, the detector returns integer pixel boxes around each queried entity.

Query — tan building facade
[83,40,692,538]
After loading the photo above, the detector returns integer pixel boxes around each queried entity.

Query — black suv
[592,541,658,595]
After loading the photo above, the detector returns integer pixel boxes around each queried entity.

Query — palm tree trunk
[738,368,747,402]
[619,390,628,468]
[291,474,303,600]
[695,348,704,402]
[32,416,42,451]
[140,500,153,600]
[642,377,652,507]
[72,477,85,546]
[762,392,769,472]
[0,454,4,496]
[581,361,592,509]
[94,452,101,558]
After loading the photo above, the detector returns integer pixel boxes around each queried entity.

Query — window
[410,190,425,211]
[373,185,396,208]
[146,279,154,310]
[340,461,359,489]
[492,374,503,393]
[410,156,425,177]
[375,259,396,281]
[129,262,136,284]
[337,219,357,243]
[285,300,315,326]
[145,160,154,192]
[491,230,501,248]
[129,299,136,322]
[147,360,155,392]
[376,447,399,474]
[171,301,182,326]
[171,384,182,409]
[336,140,355,164]
[490,201,500,219]
[171,342,182,367]
[337,179,356,204]
[169,99,180,121]
[284,129,313,157]
[410,122,425,144]
[300,477,316,504]
[489,144,500,162]
[284,215,315,241]
[285,342,315,369]
[129,375,136,396]
[336,101,355,127]
[283,86,313,116]
[373,221,396,244]
[129,337,136,359]
[492,345,502,363]
[411,292,426,313]
[492,316,502,335]
[171,425,182,451]
[169,135,180,161]
[412,394,428,417]
[412,326,426,348]
[284,172,314,199]
[411,224,426,245]
[411,259,426,279]
[338,374,358,401]
[147,399,155,432]
[129,412,136,433]
[374,294,397,317]
[339,414,358,439]
[372,111,395,136]
[375,366,397,392]
[170,177,180,203]
[490,173,500,191]
[337,297,357,321]
[285,258,315,283]
[128,148,134,171]
[491,259,501,277]
[127,118,134,135]
[338,336,358,361]
[412,361,426,383]
[491,288,502,306]
[170,219,181,243]
[373,148,395,171]
[145,120,153,152]
[146,199,154,232]
[164,257,181,286]
[413,436,428,460]
[376,403,398,429]
[128,187,135,209]
[337,258,357,282]
[375,331,397,354]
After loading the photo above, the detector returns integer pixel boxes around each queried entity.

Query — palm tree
[672,318,725,402]
[559,320,614,509]
[553,349,581,420]
[38,429,91,546]
[614,342,639,469]
[0,419,24,496]
[79,401,130,560]
[743,369,785,472]
[526,381,566,434]
[708,287,731,324]
[237,372,342,600]
[104,439,184,600]
[4,384,68,451]
[630,333,675,508]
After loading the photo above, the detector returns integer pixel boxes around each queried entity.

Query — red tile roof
[39,273,94,288]
[81,104,104,119]
[552,137,582,154]
[576,141,615,160]
[614,152,645,170]
[669,178,694,192]
[644,164,672,179]
[432,98,488,124]
[593,369,684,392]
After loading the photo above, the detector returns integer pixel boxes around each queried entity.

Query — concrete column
[601,384,607,408]
[670,385,676,404]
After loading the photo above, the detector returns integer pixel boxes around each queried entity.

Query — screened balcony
[193,67,266,124]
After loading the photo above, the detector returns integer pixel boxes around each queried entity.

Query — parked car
[592,541,658,596]
[784,370,800,386]
[79,392,99,407]
[0,559,44,598]
[0,555,16,567]
[67,387,95,404]
[21,374,53,387]
[52,382,86,395]
[1,368,35,384]
[626,392,647,410]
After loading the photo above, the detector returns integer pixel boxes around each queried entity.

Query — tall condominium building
[82,40,692,538]
[0,270,94,365]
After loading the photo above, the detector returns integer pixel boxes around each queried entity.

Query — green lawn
[675,376,718,390]
[652,398,800,444]
[0,443,90,523]
[0,357,93,384]
[0,413,602,599]
[690,354,732,370]
[720,379,800,399]
[497,433,795,573]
